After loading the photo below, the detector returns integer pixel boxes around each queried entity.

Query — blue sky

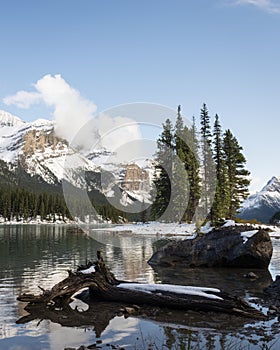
[0,0,280,192]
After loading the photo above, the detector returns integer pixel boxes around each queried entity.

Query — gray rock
[148,226,272,269]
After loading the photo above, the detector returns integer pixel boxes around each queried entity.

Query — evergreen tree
[172,149,189,223]
[152,107,202,224]
[200,103,212,149]
[191,116,199,150]
[200,103,215,219]
[151,118,174,221]
[213,114,223,183]
[185,118,201,222]
[40,199,46,220]
[175,105,184,151]
[223,129,250,218]
[173,105,189,222]
[173,107,201,223]
[211,114,226,222]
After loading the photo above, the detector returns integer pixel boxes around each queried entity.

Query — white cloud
[3,90,42,109]
[3,74,141,152]
[36,74,97,144]
[3,74,96,143]
[226,0,280,13]
[94,113,142,152]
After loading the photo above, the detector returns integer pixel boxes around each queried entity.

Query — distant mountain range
[0,109,152,207]
[239,176,280,223]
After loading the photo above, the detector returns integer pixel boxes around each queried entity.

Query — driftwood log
[17,251,266,320]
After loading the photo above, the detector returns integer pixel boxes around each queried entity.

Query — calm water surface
[0,225,280,350]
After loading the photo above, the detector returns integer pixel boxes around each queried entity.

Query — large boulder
[148,226,273,269]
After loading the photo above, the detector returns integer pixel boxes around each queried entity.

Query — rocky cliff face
[18,127,71,184]
[22,128,66,155]
[121,163,150,192]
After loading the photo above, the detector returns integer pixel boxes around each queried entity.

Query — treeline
[270,211,280,226]
[0,185,129,223]
[0,160,126,223]
[151,104,250,224]
[0,185,130,223]
[0,187,71,222]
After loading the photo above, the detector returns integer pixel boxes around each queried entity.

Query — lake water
[0,225,280,350]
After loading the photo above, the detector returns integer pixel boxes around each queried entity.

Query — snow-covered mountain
[0,110,96,184]
[0,110,152,205]
[0,110,25,127]
[239,176,280,223]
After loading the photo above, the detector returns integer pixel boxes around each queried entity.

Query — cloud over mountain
[4,74,96,145]
[3,74,141,153]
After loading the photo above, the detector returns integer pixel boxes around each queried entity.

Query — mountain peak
[0,110,25,127]
[239,176,280,223]
[261,176,280,193]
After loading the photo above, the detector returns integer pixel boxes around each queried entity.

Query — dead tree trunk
[17,251,266,320]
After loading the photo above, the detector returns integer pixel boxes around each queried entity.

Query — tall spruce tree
[151,118,174,221]
[211,114,226,222]
[173,106,189,222]
[186,118,201,222]
[172,149,189,223]
[213,115,223,183]
[175,105,184,151]
[173,107,201,223]
[200,103,215,218]
[223,129,250,218]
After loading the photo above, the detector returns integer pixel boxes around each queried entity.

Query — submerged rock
[148,226,273,269]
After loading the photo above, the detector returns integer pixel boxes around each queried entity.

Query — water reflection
[0,225,280,349]
[0,224,158,348]
[153,266,273,299]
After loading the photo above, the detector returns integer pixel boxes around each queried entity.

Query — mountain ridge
[0,109,152,208]
[239,176,280,223]
[0,109,25,127]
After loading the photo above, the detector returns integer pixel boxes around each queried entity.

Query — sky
[0,0,280,193]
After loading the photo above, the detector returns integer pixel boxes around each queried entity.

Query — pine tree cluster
[151,104,250,224]
[0,187,71,222]
[0,160,126,223]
